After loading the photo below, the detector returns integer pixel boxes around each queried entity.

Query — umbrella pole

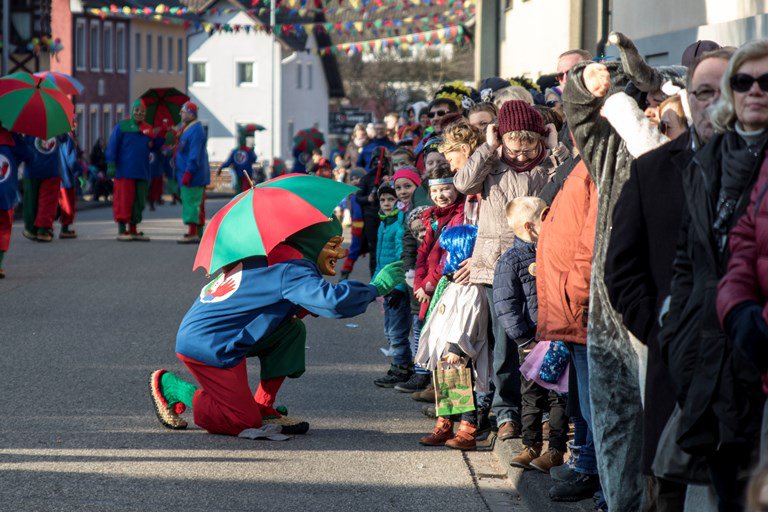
[242,170,255,189]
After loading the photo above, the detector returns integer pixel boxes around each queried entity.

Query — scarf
[379,209,400,222]
[500,141,547,173]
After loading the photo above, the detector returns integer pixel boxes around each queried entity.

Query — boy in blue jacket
[493,197,568,473]
[372,184,413,387]
[150,218,404,437]
[176,102,210,244]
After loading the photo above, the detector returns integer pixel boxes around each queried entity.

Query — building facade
[128,18,187,105]
[1,0,73,75]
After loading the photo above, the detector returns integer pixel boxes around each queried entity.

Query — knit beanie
[497,100,545,137]
[392,167,422,187]
[349,167,365,179]
[377,184,396,199]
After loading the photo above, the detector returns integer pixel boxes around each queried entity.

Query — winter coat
[355,170,382,219]
[563,60,643,508]
[660,133,767,456]
[105,123,160,181]
[175,120,210,187]
[453,142,567,285]
[493,237,537,344]
[375,209,406,291]
[414,200,466,318]
[535,160,597,344]
[0,133,27,211]
[22,136,63,180]
[356,137,396,169]
[603,130,692,474]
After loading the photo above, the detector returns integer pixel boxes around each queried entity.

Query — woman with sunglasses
[660,39,768,512]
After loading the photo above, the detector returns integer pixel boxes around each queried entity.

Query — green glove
[371,261,405,296]
[107,163,116,178]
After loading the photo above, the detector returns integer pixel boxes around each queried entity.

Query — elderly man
[175,101,210,244]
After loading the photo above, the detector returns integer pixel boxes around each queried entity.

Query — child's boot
[445,421,478,451]
[510,442,543,469]
[530,447,565,473]
[411,382,435,402]
[419,417,454,446]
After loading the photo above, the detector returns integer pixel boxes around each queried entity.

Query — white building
[186,1,344,164]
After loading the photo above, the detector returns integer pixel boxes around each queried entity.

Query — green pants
[166,178,179,197]
[245,318,306,381]
[181,186,205,225]
[131,180,149,225]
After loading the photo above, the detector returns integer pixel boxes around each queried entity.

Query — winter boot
[373,364,412,388]
[394,372,430,393]
[445,421,478,451]
[510,443,543,469]
[419,417,454,446]
[530,447,565,473]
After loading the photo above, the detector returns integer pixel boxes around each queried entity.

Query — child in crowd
[372,184,413,387]
[414,163,465,319]
[339,168,366,281]
[416,224,490,451]
[392,167,421,213]
[493,197,568,472]
[356,149,392,277]
[391,147,416,170]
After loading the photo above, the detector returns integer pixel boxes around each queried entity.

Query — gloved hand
[370,261,404,296]
[182,171,192,187]
[107,163,116,178]
[725,300,768,372]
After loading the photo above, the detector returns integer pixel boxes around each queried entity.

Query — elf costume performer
[57,132,79,239]
[217,135,257,193]
[149,217,405,437]
[20,135,63,242]
[176,102,210,244]
[0,129,26,277]
[106,99,163,241]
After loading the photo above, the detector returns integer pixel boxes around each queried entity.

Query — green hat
[284,217,343,264]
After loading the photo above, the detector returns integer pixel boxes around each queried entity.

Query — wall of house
[50,0,72,74]
[72,14,130,153]
[611,2,768,65]
[129,19,187,104]
[187,10,279,164]
[280,35,330,160]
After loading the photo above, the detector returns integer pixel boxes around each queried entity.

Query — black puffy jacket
[492,237,537,345]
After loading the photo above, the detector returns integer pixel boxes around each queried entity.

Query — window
[191,62,207,85]
[89,105,100,153]
[167,37,173,73]
[135,33,142,70]
[116,24,126,72]
[103,22,113,72]
[177,38,184,72]
[116,103,126,122]
[75,20,86,71]
[236,62,256,86]
[89,21,101,71]
[102,105,112,142]
[75,105,85,146]
[146,33,153,71]
[157,35,163,71]
[296,64,302,89]
[307,63,312,90]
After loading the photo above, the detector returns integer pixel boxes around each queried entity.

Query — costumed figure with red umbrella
[105,99,164,241]
[175,101,210,244]
[149,174,405,438]
[216,124,260,193]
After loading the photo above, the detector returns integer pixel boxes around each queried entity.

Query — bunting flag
[314,24,465,56]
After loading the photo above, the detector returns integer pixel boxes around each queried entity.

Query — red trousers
[112,178,147,225]
[178,354,263,436]
[0,208,12,252]
[148,176,163,203]
[59,187,76,226]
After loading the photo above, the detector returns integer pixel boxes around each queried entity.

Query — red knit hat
[392,167,422,187]
[182,101,198,116]
[497,100,545,137]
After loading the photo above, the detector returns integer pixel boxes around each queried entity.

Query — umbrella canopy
[293,127,325,153]
[194,173,356,274]
[33,71,85,95]
[0,72,73,139]
[140,87,189,127]
[242,123,267,133]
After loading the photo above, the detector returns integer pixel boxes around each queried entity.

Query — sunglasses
[730,73,768,93]
[427,110,447,119]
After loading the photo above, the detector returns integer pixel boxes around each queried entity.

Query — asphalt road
[0,199,490,512]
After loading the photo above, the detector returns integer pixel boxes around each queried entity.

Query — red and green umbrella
[0,72,73,139]
[194,173,356,274]
[242,123,267,133]
[140,87,189,128]
[33,71,85,95]
[293,127,325,153]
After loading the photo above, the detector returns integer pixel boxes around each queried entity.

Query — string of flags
[315,24,465,55]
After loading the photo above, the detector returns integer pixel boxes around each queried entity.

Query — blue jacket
[493,237,538,345]
[175,120,210,187]
[0,136,27,210]
[148,145,168,179]
[105,123,160,181]
[375,209,406,291]
[221,147,257,179]
[22,136,62,180]
[176,258,378,368]
[357,137,396,170]
[58,135,78,189]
